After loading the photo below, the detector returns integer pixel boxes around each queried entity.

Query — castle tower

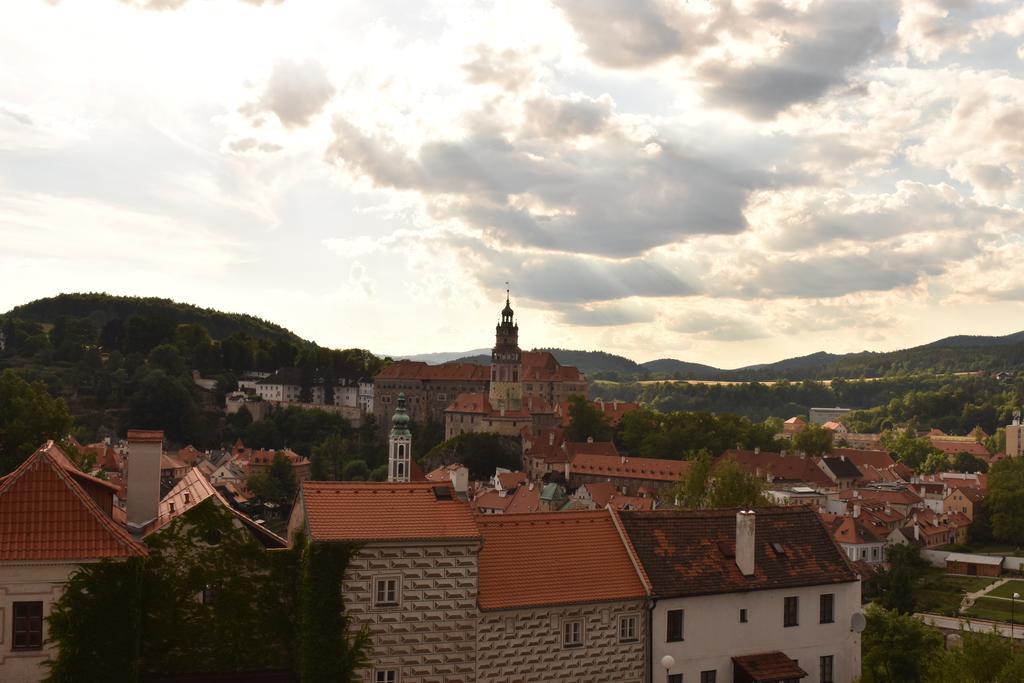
[388,393,412,482]
[488,290,523,412]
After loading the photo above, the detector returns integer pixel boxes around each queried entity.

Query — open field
[987,580,1024,600]
[916,569,997,615]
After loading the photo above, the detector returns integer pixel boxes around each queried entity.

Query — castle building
[373,295,587,436]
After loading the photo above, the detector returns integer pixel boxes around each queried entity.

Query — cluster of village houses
[3,298,1024,682]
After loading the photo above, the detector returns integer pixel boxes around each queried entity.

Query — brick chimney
[126,429,163,533]
[736,510,756,576]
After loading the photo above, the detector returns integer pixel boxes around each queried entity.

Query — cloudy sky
[1,0,1023,367]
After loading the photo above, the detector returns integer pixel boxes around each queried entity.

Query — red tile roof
[301,482,480,542]
[832,447,896,469]
[520,351,585,382]
[929,437,989,457]
[496,471,527,490]
[619,507,858,599]
[476,510,646,609]
[571,453,688,483]
[127,429,164,443]
[0,447,147,561]
[556,399,639,427]
[733,652,808,682]
[718,450,833,487]
[445,392,546,418]
[821,514,884,545]
[376,360,490,382]
[838,487,923,506]
[580,483,655,511]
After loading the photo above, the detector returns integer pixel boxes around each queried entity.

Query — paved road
[918,612,1024,639]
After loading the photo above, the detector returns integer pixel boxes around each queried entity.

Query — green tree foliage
[312,435,351,480]
[247,452,298,506]
[46,500,331,680]
[930,629,1024,683]
[297,537,370,682]
[237,406,353,458]
[127,369,201,444]
[146,344,188,377]
[792,423,834,456]
[986,457,1024,544]
[666,451,768,509]
[919,451,950,475]
[875,544,929,614]
[617,407,778,459]
[860,605,943,683]
[0,370,72,475]
[881,427,943,471]
[951,451,989,473]
[564,395,613,442]
[424,432,521,480]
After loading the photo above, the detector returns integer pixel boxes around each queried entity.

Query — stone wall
[476,600,647,683]
[346,542,479,683]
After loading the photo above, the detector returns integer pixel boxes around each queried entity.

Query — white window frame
[562,618,583,648]
[619,614,639,643]
[374,576,400,607]
[374,670,397,683]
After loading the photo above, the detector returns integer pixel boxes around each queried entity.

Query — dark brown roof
[733,651,807,682]
[375,360,490,382]
[821,456,862,479]
[619,507,857,599]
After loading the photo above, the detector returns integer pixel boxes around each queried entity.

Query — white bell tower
[388,393,412,482]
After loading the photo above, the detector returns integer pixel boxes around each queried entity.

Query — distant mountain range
[6,293,1023,383]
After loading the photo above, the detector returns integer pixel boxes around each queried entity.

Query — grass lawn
[963,597,1024,623]
[986,580,1024,599]
[914,569,998,614]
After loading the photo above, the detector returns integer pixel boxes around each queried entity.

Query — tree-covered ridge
[7,292,303,344]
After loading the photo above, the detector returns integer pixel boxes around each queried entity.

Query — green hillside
[8,293,302,344]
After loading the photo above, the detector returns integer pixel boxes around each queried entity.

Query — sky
[1,0,1023,368]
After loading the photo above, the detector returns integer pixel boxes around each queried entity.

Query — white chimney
[451,466,469,495]
[754,447,760,455]
[914,524,920,541]
[853,503,861,518]
[736,510,756,576]
[126,429,163,533]
[549,432,555,446]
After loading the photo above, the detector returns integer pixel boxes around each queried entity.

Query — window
[700,671,717,683]
[739,608,748,623]
[668,675,683,683]
[820,593,835,624]
[667,608,684,642]
[375,671,397,683]
[13,601,43,650]
[820,655,834,683]
[619,615,638,642]
[563,619,583,648]
[374,577,399,607]
[784,596,799,627]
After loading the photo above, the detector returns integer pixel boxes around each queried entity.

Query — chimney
[853,503,861,519]
[587,436,594,443]
[620,455,626,464]
[780,449,787,457]
[451,466,469,495]
[736,511,756,576]
[549,432,555,446]
[914,524,920,541]
[126,429,163,533]
[754,447,760,455]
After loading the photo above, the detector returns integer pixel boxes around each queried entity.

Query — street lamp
[660,654,676,683]
[1013,593,1021,642]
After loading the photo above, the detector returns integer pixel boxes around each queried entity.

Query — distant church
[372,293,588,441]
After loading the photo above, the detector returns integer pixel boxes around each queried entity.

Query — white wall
[652,581,862,683]
[0,562,81,683]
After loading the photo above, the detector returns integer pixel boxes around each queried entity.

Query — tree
[248,452,298,506]
[424,432,521,480]
[860,605,942,683]
[665,451,768,509]
[312,435,351,481]
[881,427,941,471]
[127,369,198,444]
[0,370,73,475]
[565,395,613,442]
[986,457,1024,544]
[919,451,950,475]
[147,344,188,377]
[930,629,1024,683]
[875,544,929,614]
[793,423,833,456]
[951,451,988,474]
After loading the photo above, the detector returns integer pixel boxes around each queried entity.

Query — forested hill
[7,293,302,344]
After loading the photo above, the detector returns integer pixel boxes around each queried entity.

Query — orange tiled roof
[477,510,646,609]
[571,452,688,483]
[520,351,585,382]
[838,487,923,506]
[301,482,480,542]
[0,447,147,561]
[832,447,896,469]
[496,471,527,490]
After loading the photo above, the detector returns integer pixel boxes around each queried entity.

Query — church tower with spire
[388,393,412,482]
[488,290,523,412]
